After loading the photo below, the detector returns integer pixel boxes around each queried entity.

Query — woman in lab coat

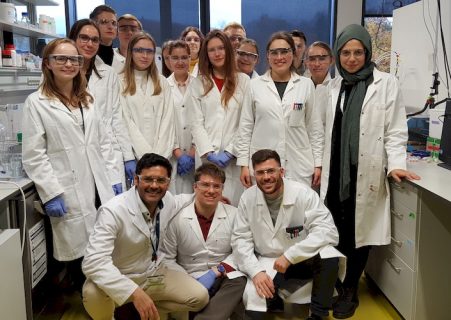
[236,38,260,79]
[120,32,176,160]
[22,38,120,289]
[236,31,324,189]
[187,29,250,205]
[320,24,419,319]
[180,26,204,77]
[167,40,196,194]
[69,19,136,188]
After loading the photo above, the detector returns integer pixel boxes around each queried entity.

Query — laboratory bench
[366,160,451,320]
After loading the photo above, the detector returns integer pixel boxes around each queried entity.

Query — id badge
[146,275,165,290]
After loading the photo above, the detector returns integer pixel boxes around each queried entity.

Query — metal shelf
[0,19,58,38]
[13,0,59,6]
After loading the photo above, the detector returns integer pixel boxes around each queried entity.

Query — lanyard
[150,213,160,261]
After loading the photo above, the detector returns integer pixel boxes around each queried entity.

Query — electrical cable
[0,180,27,255]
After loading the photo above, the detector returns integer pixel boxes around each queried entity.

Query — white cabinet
[366,174,451,320]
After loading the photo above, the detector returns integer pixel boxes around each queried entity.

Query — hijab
[334,24,375,201]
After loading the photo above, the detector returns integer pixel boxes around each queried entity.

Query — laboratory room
[1,0,451,319]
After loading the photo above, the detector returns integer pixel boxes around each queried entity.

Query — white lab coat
[89,56,134,186]
[190,61,199,78]
[232,179,345,311]
[120,71,176,160]
[314,72,333,128]
[162,201,244,279]
[167,73,195,194]
[22,91,119,261]
[187,72,251,205]
[236,71,324,185]
[320,68,408,247]
[82,187,193,306]
[111,48,125,74]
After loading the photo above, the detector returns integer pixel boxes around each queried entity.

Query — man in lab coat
[162,163,246,320]
[82,153,209,320]
[232,149,343,320]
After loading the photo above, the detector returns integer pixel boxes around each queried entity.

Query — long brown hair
[198,29,237,107]
[122,32,161,96]
[40,38,93,107]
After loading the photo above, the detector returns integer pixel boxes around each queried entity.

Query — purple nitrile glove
[207,152,224,168]
[216,151,234,167]
[196,269,217,290]
[177,154,195,176]
[112,183,123,195]
[124,160,137,182]
[44,195,67,217]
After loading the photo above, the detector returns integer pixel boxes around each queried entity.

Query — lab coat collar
[38,91,73,115]
[127,187,151,238]
[260,70,301,98]
[254,178,296,206]
[362,68,382,110]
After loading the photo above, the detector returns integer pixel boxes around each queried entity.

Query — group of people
[21,3,421,320]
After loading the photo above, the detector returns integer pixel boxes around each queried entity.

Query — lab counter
[0,178,34,202]
[366,160,451,320]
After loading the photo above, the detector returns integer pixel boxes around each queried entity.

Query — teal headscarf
[333,24,375,201]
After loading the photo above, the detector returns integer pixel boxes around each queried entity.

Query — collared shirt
[195,209,215,241]
[136,189,163,251]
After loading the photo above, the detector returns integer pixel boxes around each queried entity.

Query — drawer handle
[390,209,404,219]
[391,237,403,247]
[386,258,402,274]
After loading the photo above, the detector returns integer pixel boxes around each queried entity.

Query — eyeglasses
[137,175,171,185]
[170,55,190,62]
[236,50,258,61]
[132,47,155,55]
[207,46,225,54]
[48,54,84,66]
[185,36,201,43]
[339,49,365,58]
[118,25,141,33]
[268,48,293,57]
[254,167,281,177]
[78,34,100,45]
[97,19,117,27]
[195,181,224,191]
[307,55,331,63]
[229,35,244,42]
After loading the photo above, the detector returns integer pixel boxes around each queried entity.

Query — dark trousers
[191,276,246,320]
[246,255,339,319]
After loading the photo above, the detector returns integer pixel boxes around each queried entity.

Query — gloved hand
[216,151,234,168]
[196,269,217,290]
[112,183,123,195]
[44,195,67,217]
[124,160,137,182]
[206,152,223,168]
[177,154,195,176]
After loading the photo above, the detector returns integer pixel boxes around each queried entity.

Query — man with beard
[232,149,344,320]
[82,153,209,320]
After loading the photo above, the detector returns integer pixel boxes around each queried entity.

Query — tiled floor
[35,274,402,320]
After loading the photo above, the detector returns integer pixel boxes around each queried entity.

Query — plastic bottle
[5,44,17,67]
[2,50,13,67]
[21,12,30,27]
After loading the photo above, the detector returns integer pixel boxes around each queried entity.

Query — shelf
[0,19,58,38]
[13,0,59,6]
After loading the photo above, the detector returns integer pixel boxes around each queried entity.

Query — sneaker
[332,287,359,319]
[266,294,284,313]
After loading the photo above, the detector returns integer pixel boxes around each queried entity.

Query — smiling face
[185,30,201,59]
[254,159,284,198]
[45,43,81,83]
[305,45,333,84]
[194,174,224,209]
[132,38,155,71]
[170,47,189,77]
[339,39,366,74]
[75,25,100,61]
[236,42,258,75]
[268,39,293,78]
[134,166,170,208]
[207,37,226,71]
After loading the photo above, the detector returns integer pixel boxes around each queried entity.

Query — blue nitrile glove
[216,151,234,167]
[112,183,123,195]
[196,269,217,290]
[177,154,195,176]
[124,160,137,182]
[206,152,224,168]
[44,195,67,217]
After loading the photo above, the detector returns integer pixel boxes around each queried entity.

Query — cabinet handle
[391,237,403,247]
[390,209,404,219]
[386,258,401,274]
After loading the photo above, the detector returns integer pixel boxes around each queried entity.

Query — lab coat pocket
[288,109,304,127]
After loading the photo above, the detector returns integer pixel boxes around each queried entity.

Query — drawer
[389,229,416,270]
[391,200,417,241]
[390,181,418,212]
[366,246,415,320]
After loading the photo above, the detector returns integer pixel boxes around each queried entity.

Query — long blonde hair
[40,38,93,107]
[121,32,161,96]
